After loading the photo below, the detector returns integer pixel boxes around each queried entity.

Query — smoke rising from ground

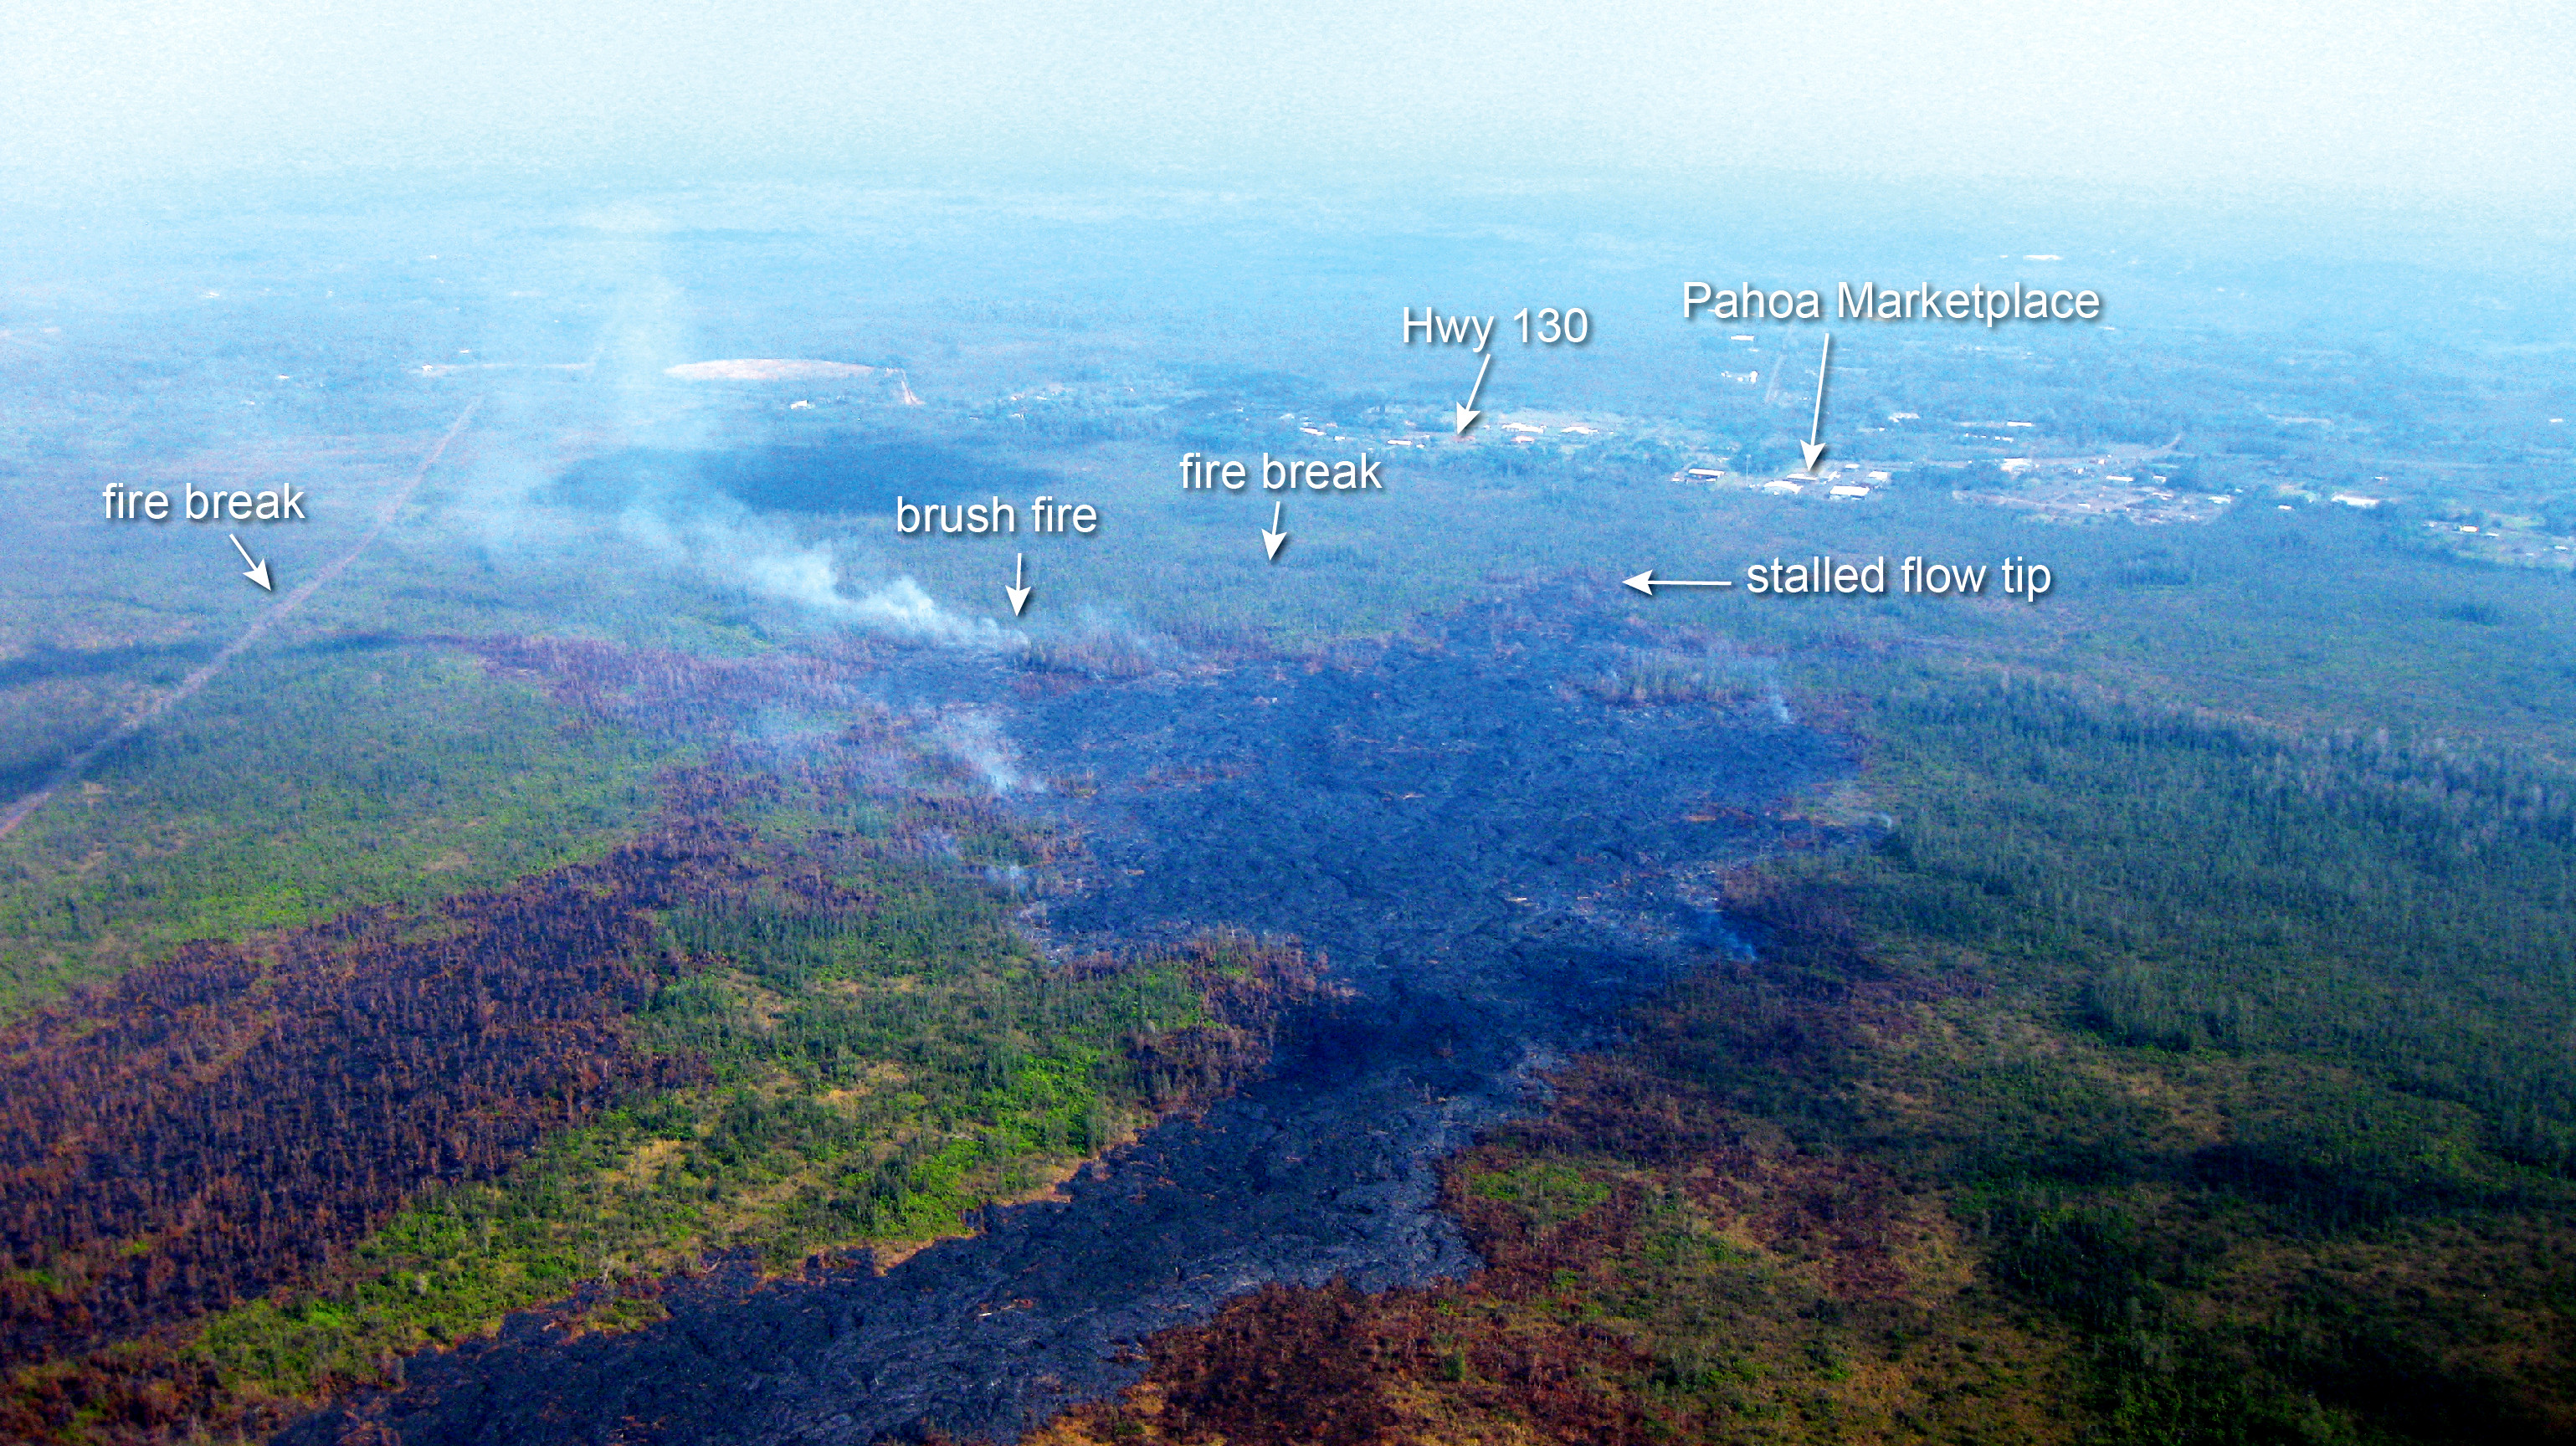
[436,211,1028,654]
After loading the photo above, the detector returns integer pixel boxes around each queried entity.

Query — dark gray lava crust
[280,597,1848,1445]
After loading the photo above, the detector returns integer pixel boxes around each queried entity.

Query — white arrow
[1005,552,1032,616]
[1261,499,1290,561]
[1801,332,1833,471]
[228,533,273,592]
[1623,569,1733,596]
[1454,351,1491,436]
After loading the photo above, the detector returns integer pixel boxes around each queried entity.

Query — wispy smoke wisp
[933,709,1029,794]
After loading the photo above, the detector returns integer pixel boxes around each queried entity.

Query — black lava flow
[280,600,1850,1446]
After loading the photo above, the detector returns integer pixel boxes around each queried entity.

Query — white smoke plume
[733,540,1017,649]
[931,708,1029,793]
[432,204,1030,655]
[616,502,1020,649]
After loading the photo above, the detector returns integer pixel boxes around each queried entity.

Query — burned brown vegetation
[242,602,1850,1446]
[0,809,764,1441]
[0,825,733,1370]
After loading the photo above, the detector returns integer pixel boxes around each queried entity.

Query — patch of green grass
[0,645,672,1013]
[1469,1161,1613,1226]
[163,850,1231,1411]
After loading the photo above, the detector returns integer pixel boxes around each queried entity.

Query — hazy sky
[4,1,2569,205]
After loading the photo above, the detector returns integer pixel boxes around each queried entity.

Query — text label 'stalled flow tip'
[1629,558,2052,602]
